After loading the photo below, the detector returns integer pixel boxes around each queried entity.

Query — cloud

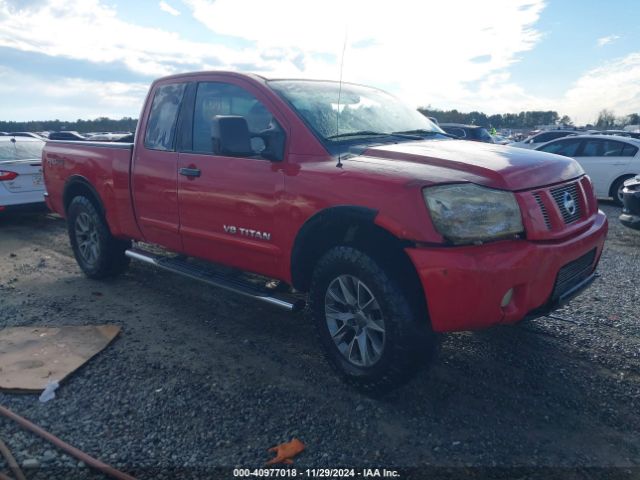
[0,0,548,115]
[2,0,636,124]
[0,0,258,77]
[159,1,180,16]
[182,0,546,106]
[561,52,640,123]
[0,66,149,120]
[597,34,620,47]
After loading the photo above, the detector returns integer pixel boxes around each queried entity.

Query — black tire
[67,196,130,279]
[611,175,634,206]
[308,246,436,395]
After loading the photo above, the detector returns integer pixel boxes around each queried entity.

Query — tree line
[0,117,138,133]
[418,107,640,130]
[1,110,639,134]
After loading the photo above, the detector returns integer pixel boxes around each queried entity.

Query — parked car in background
[594,130,640,140]
[491,134,511,145]
[439,123,495,143]
[87,132,132,142]
[535,135,640,205]
[48,131,87,141]
[0,136,46,213]
[7,132,44,139]
[510,130,577,149]
[620,175,640,230]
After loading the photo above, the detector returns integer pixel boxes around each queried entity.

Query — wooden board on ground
[0,325,120,392]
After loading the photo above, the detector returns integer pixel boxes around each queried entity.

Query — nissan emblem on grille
[551,183,581,225]
[563,191,576,216]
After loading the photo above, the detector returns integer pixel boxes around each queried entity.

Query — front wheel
[67,196,130,279]
[308,246,436,394]
[611,175,634,206]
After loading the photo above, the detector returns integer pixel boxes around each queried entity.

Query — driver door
[177,80,288,279]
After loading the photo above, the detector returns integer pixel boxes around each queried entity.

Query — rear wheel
[308,246,436,394]
[67,196,130,279]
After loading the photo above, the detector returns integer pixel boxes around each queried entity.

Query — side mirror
[256,125,285,162]
[211,116,254,157]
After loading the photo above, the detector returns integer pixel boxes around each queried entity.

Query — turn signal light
[0,171,18,181]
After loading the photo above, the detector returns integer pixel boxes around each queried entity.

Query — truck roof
[151,71,372,89]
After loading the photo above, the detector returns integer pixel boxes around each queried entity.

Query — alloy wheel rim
[75,212,100,265]
[324,274,386,367]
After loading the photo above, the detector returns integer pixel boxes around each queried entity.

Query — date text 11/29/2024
[233,468,400,477]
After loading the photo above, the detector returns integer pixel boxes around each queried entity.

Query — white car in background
[509,130,577,149]
[535,134,640,205]
[0,136,46,213]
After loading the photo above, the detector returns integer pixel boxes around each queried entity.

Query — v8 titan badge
[224,225,272,241]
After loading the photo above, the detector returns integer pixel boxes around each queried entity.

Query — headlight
[423,183,524,245]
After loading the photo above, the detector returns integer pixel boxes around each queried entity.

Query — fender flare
[290,205,383,290]
[63,175,106,216]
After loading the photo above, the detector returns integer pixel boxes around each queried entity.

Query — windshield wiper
[326,130,388,140]
[392,129,455,138]
[327,130,423,140]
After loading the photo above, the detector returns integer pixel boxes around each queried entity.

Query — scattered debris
[0,436,26,480]
[266,438,305,465]
[38,380,60,403]
[0,404,137,480]
[0,325,120,392]
[21,458,39,470]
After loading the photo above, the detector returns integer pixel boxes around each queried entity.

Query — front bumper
[620,178,640,231]
[406,211,608,332]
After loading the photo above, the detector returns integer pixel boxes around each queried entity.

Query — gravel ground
[0,202,638,479]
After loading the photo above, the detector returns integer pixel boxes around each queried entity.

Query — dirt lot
[0,203,639,479]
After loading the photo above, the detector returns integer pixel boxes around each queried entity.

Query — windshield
[268,80,443,143]
[0,140,44,161]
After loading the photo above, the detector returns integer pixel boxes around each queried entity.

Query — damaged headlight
[423,183,524,245]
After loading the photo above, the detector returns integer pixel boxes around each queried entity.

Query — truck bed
[43,140,141,239]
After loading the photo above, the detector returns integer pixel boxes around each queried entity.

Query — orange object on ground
[266,438,305,465]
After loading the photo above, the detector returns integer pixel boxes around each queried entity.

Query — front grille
[552,249,596,299]
[533,192,551,230]
[550,182,581,224]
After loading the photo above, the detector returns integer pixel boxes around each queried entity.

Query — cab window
[191,82,285,160]
[144,83,186,151]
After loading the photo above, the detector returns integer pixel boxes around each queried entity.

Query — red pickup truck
[43,71,607,392]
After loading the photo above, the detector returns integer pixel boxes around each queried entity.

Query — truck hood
[354,139,583,191]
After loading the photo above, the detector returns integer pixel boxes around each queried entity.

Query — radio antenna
[336,27,348,168]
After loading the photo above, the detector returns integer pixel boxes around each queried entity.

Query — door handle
[179,167,201,178]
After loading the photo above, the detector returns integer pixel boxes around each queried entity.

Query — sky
[0,0,638,124]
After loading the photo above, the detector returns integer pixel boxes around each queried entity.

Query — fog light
[501,288,514,308]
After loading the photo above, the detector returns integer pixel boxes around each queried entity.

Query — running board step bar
[125,248,305,312]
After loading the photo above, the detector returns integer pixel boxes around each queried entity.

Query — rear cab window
[144,83,187,151]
